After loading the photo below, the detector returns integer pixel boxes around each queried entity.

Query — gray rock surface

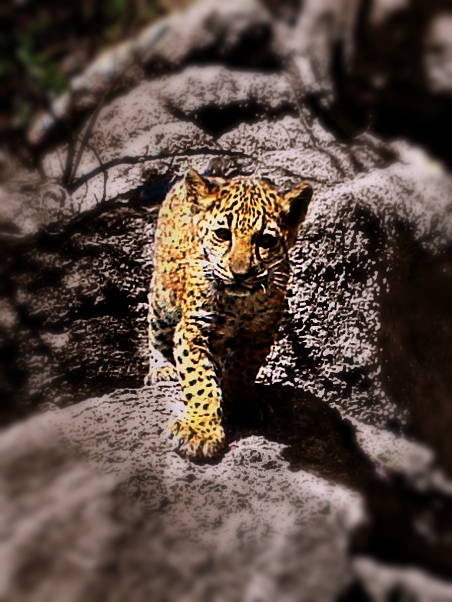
[0,386,363,602]
[2,383,452,600]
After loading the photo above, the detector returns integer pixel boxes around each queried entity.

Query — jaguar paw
[170,418,225,459]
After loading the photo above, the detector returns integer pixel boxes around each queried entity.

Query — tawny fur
[148,168,313,458]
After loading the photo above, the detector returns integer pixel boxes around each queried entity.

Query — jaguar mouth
[225,285,251,297]
[215,274,267,297]
[223,283,262,297]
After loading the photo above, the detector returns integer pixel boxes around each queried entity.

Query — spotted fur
[148,168,313,458]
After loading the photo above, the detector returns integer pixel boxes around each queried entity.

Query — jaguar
[147,168,313,458]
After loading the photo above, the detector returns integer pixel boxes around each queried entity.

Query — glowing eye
[259,234,278,249]
[215,228,232,242]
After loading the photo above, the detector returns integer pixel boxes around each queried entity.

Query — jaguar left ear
[185,168,218,209]
[281,182,313,229]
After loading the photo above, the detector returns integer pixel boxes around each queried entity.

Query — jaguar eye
[259,234,278,249]
[215,228,232,242]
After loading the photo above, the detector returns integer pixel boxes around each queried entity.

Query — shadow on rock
[380,228,452,476]
[254,384,373,490]
[227,384,452,581]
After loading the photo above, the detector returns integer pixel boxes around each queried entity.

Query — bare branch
[67,148,249,194]
[69,89,110,186]
[85,140,108,204]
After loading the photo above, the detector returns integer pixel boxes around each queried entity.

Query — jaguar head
[185,168,313,296]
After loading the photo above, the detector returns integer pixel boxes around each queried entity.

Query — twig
[283,57,318,146]
[68,148,249,194]
[62,128,78,188]
[59,57,140,188]
[84,140,108,203]
[69,89,110,186]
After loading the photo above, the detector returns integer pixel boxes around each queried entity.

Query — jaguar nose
[231,270,246,283]
[231,266,255,282]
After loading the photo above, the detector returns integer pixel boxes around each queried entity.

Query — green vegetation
[1,0,180,137]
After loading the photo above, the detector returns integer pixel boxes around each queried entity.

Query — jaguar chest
[207,289,284,355]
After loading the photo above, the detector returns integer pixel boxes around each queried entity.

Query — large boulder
[3,383,452,601]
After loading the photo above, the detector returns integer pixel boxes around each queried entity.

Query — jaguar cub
[148,168,313,458]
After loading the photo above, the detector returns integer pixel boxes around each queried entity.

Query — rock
[351,556,452,601]
[261,150,452,442]
[26,0,452,171]
[340,0,452,166]
[0,386,364,601]
[0,199,156,416]
[0,417,125,602]
[0,172,71,238]
[424,13,452,94]
[1,383,452,599]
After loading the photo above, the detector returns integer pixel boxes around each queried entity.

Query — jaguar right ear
[281,182,313,229]
[185,168,218,210]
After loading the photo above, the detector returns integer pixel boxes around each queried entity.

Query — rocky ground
[1,0,452,600]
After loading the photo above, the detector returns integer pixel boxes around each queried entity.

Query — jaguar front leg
[171,317,225,458]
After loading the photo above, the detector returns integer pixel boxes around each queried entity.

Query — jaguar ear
[185,168,217,208]
[281,182,313,230]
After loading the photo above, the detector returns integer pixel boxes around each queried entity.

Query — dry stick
[42,94,79,188]
[38,97,72,186]
[68,148,249,194]
[68,88,111,187]
[62,125,78,188]
[61,53,140,188]
[84,141,108,204]
[283,56,318,147]
[55,148,65,175]
[67,31,159,190]
[38,22,167,189]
